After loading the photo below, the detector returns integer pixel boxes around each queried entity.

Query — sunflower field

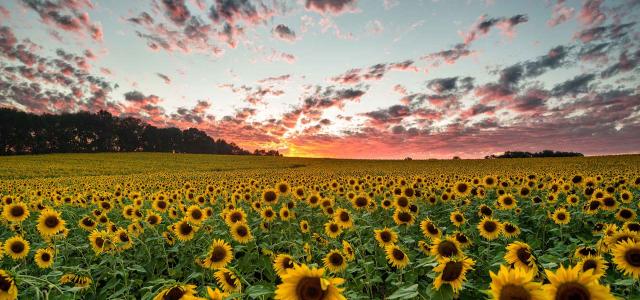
[0,153,639,300]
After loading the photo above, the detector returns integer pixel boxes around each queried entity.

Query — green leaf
[245,284,275,299]
[387,284,419,300]
[613,278,635,286]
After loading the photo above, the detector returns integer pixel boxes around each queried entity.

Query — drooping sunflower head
[505,241,537,272]
[273,254,297,277]
[433,256,475,294]
[342,240,355,261]
[274,264,346,300]
[214,268,242,293]
[420,219,441,239]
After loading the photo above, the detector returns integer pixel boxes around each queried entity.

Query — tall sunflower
[202,239,233,270]
[274,264,346,300]
[543,265,614,300]
[489,265,545,300]
[552,208,571,225]
[433,256,475,294]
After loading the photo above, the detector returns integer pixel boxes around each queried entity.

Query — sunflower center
[329,224,339,233]
[556,282,590,300]
[95,237,105,248]
[191,209,203,220]
[398,212,411,222]
[45,216,60,228]
[296,277,326,300]
[380,231,392,242]
[0,274,11,291]
[211,246,227,262]
[119,233,129,242]
[39,252,51,262]
[340,212,349,222]
[10,241,25,254]
[454,215,463,222]
[557,213,566,220]
[236,226,248,237]
[516,248,531,264]
[163,286,185,300]
[223,272,236,287]
[504,198,513,205]
[179,222,192,235]
[264,191,277,202]
[10,205,25,217]
[427,223,439,235]
[397,198,408,207]
[603,198,615,206]
[504,224,517,233]
[441,261,463,281]
[230,212,242,222]
[157,201,167,209]
[456,234,468,243]
[582,259,597,272]
[355,197,367,207]
[620,209,632,219]
[499,284,531,300]
[437,241,458,257]
[625,249,640,267]
[329,253,343,265]
[392,249,405,260]
[484,221,497,232]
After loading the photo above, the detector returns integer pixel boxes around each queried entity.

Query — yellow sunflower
[274,264,346,300]
[206,287,229,300]
[324,221,343,239]
[230,222,253,244]
[374,228,398,248]
[202,239,233,270]
[433,256,475,294]
[34,248,55,269]
[478,217,502,240]
[504,241,537,272]
[543,265,614,300]
[611,239,640,279]
[385,244,410,269]
[173,219,197,242]
[393,209,415,226]
[2,202,30,223]
[420,218,441,239]
[449,211,465,227]
[214,268,241,293]
[4,235,30,260]
[152,284,198,300]
[497,194,517,210]
[576,255,608,279]
[342,240,355,261]
[323,250,347,273]
[36,209,66,237]
[0,270,18,300]
[333,208,353,229]
[88,230,112,254]
[430,236,462,261]
[273,254,298,277]
[489,265,545,300]
[552,208,571,225]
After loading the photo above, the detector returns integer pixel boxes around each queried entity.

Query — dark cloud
[209,0,274,25]
[575,22,636,43]
[551,73,596,97]
[161,0,191,25]
[272,24,296,42]
[19,0,102,41]
[422,43,474,65]
[600,50,640,78]
[427,77,474,93]
[157,73,172,84]
[463,14,529,45]
[523,45,570,77]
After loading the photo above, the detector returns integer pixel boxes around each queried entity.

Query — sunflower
[146,212,162,226]
[274,264,346,300]
[420,219,441,239]
[620,190,633,203]
[324,221,343,239]
[497,194,517,210]
[552,208,571,225]
[333,208,353,229]
[453,232,472,248]
[501,222,521,238]
[36,209,66,237]
[433,256,475,294]
[611,239,640,279]
[4,235,30,260]
[616,207,637,222]
[279,207,292,221]
[2,202,30,223]
[59,273,92,289]
[78,216,97,232]
[206,287,229,300]
[478,217,502,240]
[576,255,607,278]
[263,189,279,204]
[543,265,614,300]
[299,220,310,233]
[173,219,197,242]
[225,208,246,225]
[483,175,497,187]
[214,268,241,293]
[504,241,537,272]
[374,228,398,248]
[394,195,411,210]
[34,248,55,269]
[202,239,233,270]
[393,209,415,226]
[0,270,18,300]
[342,240,355,261]
[152,284,198,300]
[385,244,409,269]
[323,250,347,273]
[351,194,370,210]
[230,222,253,244]
[418,240,432,255]
[449,211,465,227]
[489,265,545,300]
[453,181,470,196]
[430,237,462,261]
[574,246,598,260]
[88,230,112,254]
[273,254,298,277]
[113,229,133,251]
[261,206,276,222]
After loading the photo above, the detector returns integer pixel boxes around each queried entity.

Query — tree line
[0,108,282,156]
[485,150,583,159]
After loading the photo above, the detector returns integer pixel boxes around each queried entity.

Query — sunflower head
[433,256,475,294]
[274,264,346,300]
[323,250,347,273]
[543,265,614,300]
[489,265,544,300]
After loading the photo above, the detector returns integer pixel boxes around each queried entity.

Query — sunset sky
[0,0,639,158]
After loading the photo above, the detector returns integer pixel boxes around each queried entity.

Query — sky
[0,0,639,159]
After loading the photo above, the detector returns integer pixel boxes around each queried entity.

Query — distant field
[0,153,639,299]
